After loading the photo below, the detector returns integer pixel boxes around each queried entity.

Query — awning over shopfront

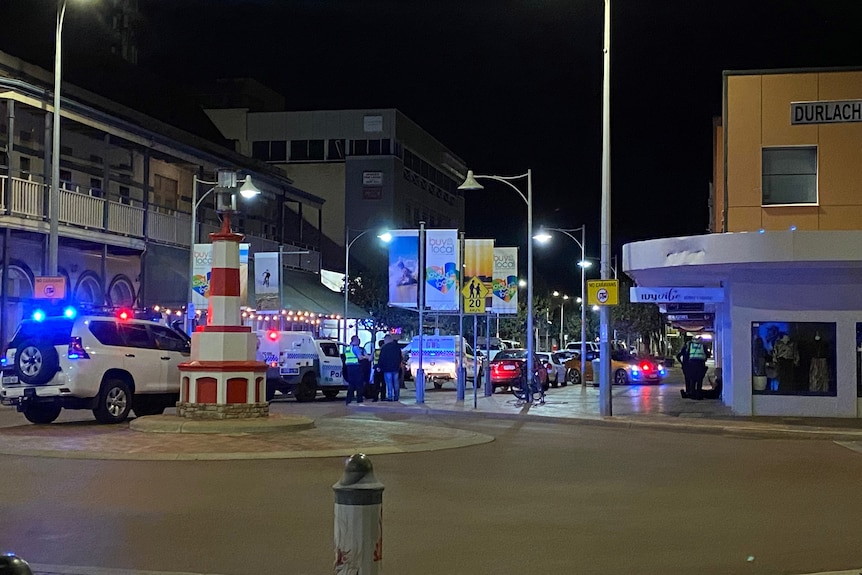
[279,269,368,319]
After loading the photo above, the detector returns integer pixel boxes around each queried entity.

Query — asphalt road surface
[1,403,862,574]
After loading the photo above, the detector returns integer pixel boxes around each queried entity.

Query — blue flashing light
[758,228,765,234]
[790,225,797,231]
[32,309,46,322]
[63,306,77,319]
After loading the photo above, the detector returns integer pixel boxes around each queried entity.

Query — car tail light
[67,337,90,360]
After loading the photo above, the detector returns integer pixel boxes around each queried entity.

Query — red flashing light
[117,309,132,321]
[640,363,651,372]
[267,330,279,342]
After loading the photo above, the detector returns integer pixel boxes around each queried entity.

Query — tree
[610,278,664,354]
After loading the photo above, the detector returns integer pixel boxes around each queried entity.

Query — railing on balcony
[0,175,320,269]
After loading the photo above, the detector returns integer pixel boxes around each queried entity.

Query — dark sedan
[489,349,549,392]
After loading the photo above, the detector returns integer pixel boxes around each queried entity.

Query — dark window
[19,157,30,178]
[381,139,391,155]
[290,140,309,161]
[328,139,345,160]
[420,160,429,179]
[151,325,190,353]
[762,147,817,205]
[319,342,340,358]
[88,321,123,346]
[309,140,325,160]
[90,178,103,197]
[252,141,270,161]
[122,323,154,348]
[270,140,287,162]
[351,139,368,156]
[9,319,73,349]
[369,139,381,155]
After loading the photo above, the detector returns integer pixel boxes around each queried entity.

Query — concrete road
[2,407,862,575]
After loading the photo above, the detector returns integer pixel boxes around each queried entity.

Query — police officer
[678,335,709,399]
[345,335,369,405]
[371,339,386,401]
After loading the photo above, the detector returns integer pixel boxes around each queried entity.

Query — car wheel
[14,339,60,385]
[93,379,132,424]
[614,369,629,385]
[322,389,340,399]
[566,368,581,385]
[22,403,61,424]
[294,373,317,402]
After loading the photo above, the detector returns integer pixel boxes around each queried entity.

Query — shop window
[762,147,817,205]
[751,321,835,396]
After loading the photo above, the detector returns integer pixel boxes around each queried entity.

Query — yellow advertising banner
[463,239,494,313]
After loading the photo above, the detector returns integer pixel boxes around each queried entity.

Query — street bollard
[0,553,33,575]
[333,453,384,574]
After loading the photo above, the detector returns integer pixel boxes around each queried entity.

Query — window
[270,140,287,162]
[762,147,817,205]
[290,140,309,161]
[351,139,368,156]
[89,321,123,346]
[751,321,836,396]
[19,157,30,179]
[151,325,190,353]
[328,139,345,160]
[121,323,154,348]
[369,139,381,155]
[153,174,178,210]
[252,141,269,160]
[308,139,325,160]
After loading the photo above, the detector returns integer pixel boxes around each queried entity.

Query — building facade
[624,67,862,418]
[0,51,333,344]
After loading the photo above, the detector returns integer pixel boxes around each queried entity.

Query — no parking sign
[587,279,619,306]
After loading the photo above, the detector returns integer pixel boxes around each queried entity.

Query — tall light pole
[599,0,613,416]
[187,170,260,334]
[535,226,588,385]
[459,170,534,394]
[552,292,569,350]
[343,228,391,341]
[48,0,69,276]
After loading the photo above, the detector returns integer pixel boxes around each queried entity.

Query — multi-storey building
[624,67,862,418]
[203,103,468,271]
[0,51,345,345]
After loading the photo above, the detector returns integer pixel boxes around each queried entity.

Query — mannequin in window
[752,336,767,377]
[772,333,799,392]
[809,331,829,393]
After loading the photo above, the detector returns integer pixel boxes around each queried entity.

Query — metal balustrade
[0,176,320,267]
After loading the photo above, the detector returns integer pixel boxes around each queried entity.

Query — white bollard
[333,453,384,574]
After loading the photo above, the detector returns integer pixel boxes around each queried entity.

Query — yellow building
[625,67,862,418]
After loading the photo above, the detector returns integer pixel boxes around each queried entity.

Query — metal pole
[483,311,491,396]
[48,0,67,276]
[559,300,565,350]
[343,227,350,343]
[526,169,534,394]
[580,225,587,385]
[186,174,198,335]
[457,232,465,402]
[599,0,613,416]
[415,221,426,403]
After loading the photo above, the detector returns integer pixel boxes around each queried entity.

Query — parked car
[566,341,600,360]
[564,349,666,385]
[536,351,568,387]
[0,309,190,424]
[489,349,549,392]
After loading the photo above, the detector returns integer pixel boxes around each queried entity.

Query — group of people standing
[343,334,403,404]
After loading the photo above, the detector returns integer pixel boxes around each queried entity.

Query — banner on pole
[254,252,280,310]
[424,229,459,311]
[491,247,518,315]
[463,239,494,314]
[387,230,419,308]
[192,242,250,308]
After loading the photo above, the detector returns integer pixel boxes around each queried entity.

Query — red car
[489,349,549,392]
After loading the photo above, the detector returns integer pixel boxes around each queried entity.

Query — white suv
[0,313,190,424]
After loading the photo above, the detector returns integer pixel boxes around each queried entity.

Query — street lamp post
[343,228,391,341]
[186,170,260,334]
[535,226,588,385]
[599,0,613,416]
[459,170,535,397]
[48,0,69,276]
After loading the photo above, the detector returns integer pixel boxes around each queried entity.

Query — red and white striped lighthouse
[177,174,268,420]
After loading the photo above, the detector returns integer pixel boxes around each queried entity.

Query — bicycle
[511,363,546,405]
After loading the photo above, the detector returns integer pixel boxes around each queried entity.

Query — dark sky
[5,0,862,291]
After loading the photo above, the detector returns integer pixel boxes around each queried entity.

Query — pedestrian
[371,338,386,401]
[677,335,708,399]
[344,335,370,405]
[377,334,404,401]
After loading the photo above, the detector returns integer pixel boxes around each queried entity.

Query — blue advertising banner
[424,229,459,311]
[387,230,419,308]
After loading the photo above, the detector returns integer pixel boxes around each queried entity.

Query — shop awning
[278,269,368,318]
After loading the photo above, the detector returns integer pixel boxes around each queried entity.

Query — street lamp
[49,0,92,275]
[343,228,390,341]
[552,292,569,350]
[599,0,613,416]
[459,169,535,397]
[186,170,260,334]
[535,226,588,385]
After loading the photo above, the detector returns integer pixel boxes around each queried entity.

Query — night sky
[4,0,862,292]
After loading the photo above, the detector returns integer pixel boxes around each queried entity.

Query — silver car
[536,351,568,387]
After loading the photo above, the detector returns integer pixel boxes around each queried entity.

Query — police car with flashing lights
[0,307,190,424]
[256,330,346,402]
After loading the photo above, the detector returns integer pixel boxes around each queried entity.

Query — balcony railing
[0,175,319,270]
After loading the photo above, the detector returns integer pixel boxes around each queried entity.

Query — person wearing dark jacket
[378,335,404,401]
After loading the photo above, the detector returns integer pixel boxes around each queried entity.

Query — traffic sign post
[587,279,619,306]
[462,277,489,314]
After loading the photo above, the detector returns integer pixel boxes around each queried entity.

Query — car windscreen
[9,318,74,349]
[495,350,527,360]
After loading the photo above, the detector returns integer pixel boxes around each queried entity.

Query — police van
[256,331,346,402]
[408,335,481,389]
